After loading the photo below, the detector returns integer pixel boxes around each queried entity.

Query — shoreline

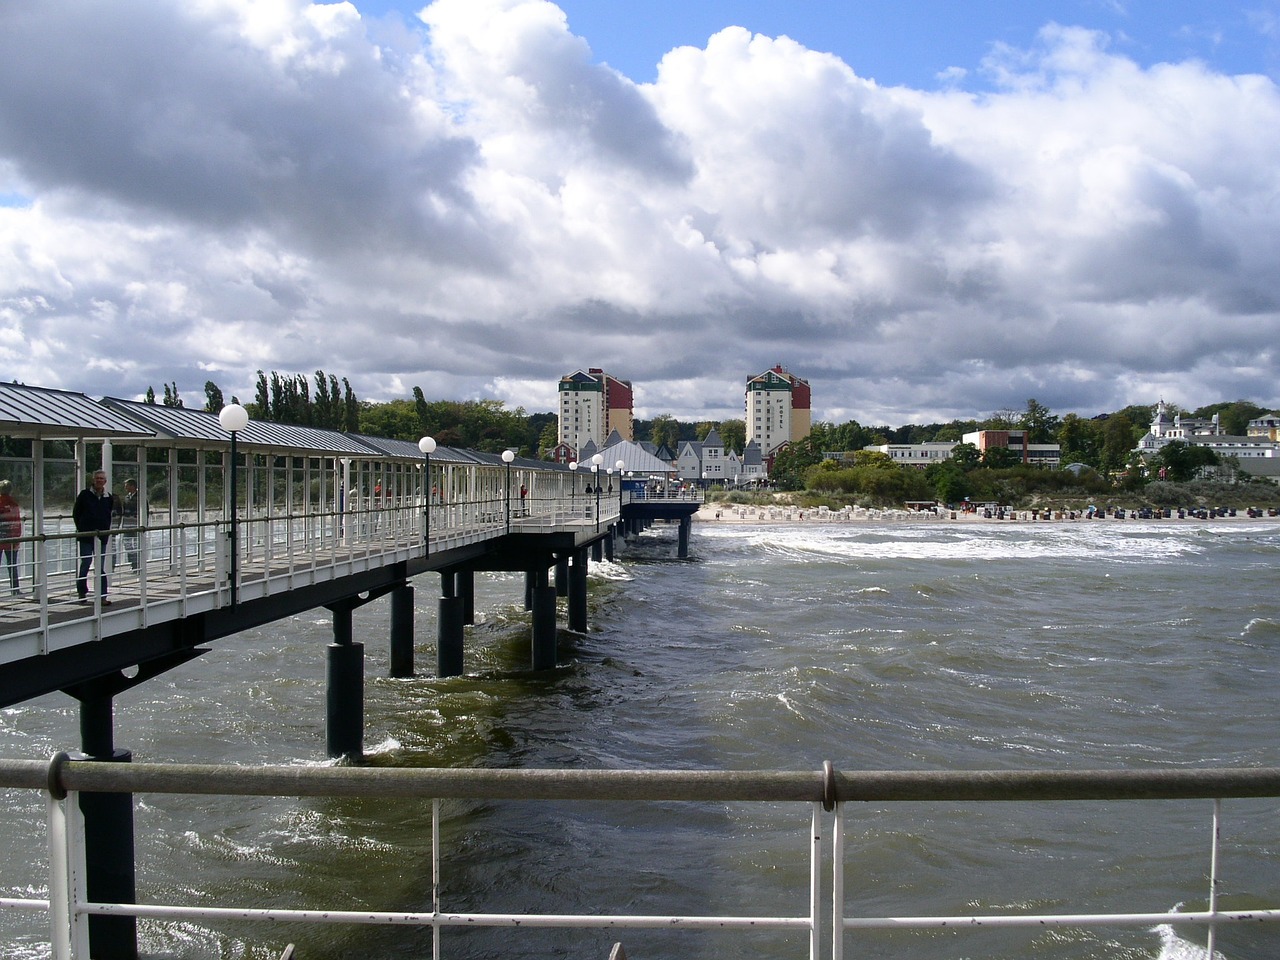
[695,502,1280,525]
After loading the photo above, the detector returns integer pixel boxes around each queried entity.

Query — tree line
[147,375,1273,481]
[771,397,1276,504]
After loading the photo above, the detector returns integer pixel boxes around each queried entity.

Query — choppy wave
[702,521,1222,564]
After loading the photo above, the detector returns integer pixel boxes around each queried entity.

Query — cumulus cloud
[0,1,1278,426]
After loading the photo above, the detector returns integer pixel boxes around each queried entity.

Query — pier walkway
[0,382,700,709]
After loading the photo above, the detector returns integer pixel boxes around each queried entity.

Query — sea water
[2,518,1279,959]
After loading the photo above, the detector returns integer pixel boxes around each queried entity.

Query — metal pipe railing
[2,760,1280,960]
[0,493,624,648]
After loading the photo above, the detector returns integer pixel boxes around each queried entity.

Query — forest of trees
[152,374,1275,499]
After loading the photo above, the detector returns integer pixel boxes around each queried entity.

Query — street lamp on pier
[218,402,250,606]
[502,449,515,533]
[418,436,436,555]
[615,459,626,513]
[591,453,603,531]
[569,460,577,501]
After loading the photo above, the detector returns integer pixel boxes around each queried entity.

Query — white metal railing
[0,494,622,657]
[1,760,1278,960]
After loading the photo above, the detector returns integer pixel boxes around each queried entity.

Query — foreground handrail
[5,760,1280,960]
[5,758,1280,802]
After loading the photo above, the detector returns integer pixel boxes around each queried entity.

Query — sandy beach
[695,502,1280,524]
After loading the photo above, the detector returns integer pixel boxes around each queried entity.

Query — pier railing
[0,493,621,660]
[2,759,1278,959]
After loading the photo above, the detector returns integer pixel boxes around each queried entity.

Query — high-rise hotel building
[745,365,811,457]
[556,368,633,460]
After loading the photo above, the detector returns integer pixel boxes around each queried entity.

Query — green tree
[1100,414,1138,475]
[1056,413,1101,467]
[203,381,224,414]
[144,386,156,405]
[1191,400,1267,437]
[718,419,746,455]
[1151,440,1219,482]
[162,381,183,408]
[926,460,970,503]
[948,442,980,470]
[981,446,1020,469]
[1021,398,1059,443]
[342,378,359,432]
[769,435,824,490]
[251,371,269,419]
[358,399,419,440]
[649,415,681,453]
[537,420,559,458]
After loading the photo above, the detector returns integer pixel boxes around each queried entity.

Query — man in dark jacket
[73,470,117,603]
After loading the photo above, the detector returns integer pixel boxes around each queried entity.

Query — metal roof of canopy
[99,397,375,456]
[349,435,482,465]
[0,383,156,440]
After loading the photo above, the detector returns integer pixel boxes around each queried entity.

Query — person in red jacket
[0,479,21,594]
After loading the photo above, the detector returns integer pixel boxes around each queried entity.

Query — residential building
[963,430,1061,468]
[1247,413,1280,441]
[745,365,810,460]
[861,442,961,469]
[556,368,633,462]
[1134,401,1280,480]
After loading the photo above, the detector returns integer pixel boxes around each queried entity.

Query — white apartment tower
[745,365,811,458]
[556,368,634,461]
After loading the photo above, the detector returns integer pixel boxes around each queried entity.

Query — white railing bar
[839,908,1280,930]
[432,797,441,960]
[74,901,814,930]
[1207,796,1221,958]
[0,897,49,911]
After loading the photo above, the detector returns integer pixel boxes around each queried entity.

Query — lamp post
[591,453,603,531]
[502,449,515,533]
[418,436,436,556]
[615,459,626,513]
[568,460,577,500]
[218,402,249,606]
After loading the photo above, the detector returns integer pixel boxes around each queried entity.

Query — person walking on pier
[0,480,21,594]
[118,478,140,571]
[73,470,117,603]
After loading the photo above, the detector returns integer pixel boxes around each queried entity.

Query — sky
[2,1,1279,428]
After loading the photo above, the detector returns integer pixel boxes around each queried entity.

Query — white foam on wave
[364,736,402,756]
[1154,922,1226,959]
[1242,617,1280,638]
[706,522,1209,565]
[589,558,634,582]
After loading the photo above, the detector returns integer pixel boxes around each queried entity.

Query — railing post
[810,802,822,960]
[832,801,844,960]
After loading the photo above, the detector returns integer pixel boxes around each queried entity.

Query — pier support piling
[389,584,414,678]
[76,691,137,960]
[531,577,558,670]
[325,605,364,760]
[437,596,466,677]
[568,549,588,633]
[555,555,569,598]
[677,517,691,559]
[457,569,475,625]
